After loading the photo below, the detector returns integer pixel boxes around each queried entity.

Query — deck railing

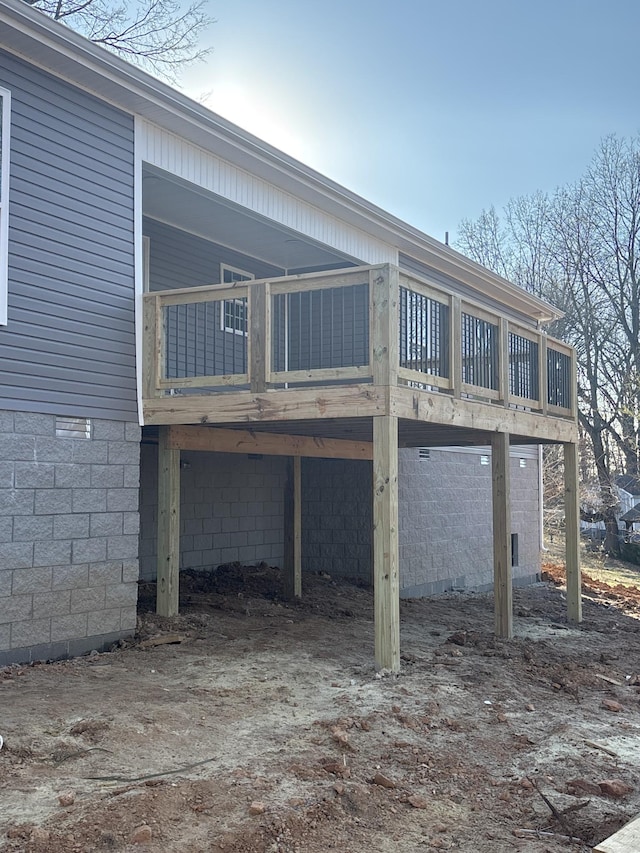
[142,264,576,419]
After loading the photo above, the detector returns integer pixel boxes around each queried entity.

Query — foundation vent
[418,448,431,460]
[55,416,91,439]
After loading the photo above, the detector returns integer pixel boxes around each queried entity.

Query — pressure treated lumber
[143,384,387,425]
[283,456,302,600]
[498,317,510,406]
[145,381,577,444]
[269,365,371,384]
[373,415,400,672]
[491,431,512,638]
[166,425,373,460]
[249,280,268,393]
[451,295,462,399]
[156,426,180,617]
[370,266,399,387]
[390,385,578,444]
[594,813,640,852]
[142,297,158,399]
[564,441,582,623]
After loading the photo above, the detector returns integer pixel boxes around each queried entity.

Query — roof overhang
[0,0,560,323]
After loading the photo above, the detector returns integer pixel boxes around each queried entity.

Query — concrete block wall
[302,447,540,595]
[0,410,141,665]
[138,443,540,599]
[138,445,287,579]
[302,458,372,581]
[399,447,540,596]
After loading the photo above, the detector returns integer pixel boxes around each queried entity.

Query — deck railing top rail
[142,263,576,421]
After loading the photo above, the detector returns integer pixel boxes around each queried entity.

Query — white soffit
[143,166,356,270]
[139,123,398,266]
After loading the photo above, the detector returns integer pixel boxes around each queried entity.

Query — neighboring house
[617,476,640,539]
[581,476,640,540]
[616,475,640,518]
[0,0,581,671]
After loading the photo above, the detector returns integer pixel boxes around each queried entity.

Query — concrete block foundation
[139,440,541,600]
[0,410,140,665]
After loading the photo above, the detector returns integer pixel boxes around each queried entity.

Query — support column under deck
[564,441,582,623]
[157,426,180,617]
[373,415,400,672]
[283,455,302,600]
[491,432,513,638]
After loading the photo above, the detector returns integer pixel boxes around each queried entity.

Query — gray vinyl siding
[399,252,537,328]
[145,218,285,382]
[145,219,369,379]
[144,217,285,291]
[1,49,136,420]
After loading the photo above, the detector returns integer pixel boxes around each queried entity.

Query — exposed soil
[3,554,640,852]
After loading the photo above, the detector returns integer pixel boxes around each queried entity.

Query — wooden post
[450,295,462,398]
[370,265,399,387]
[373,415,400,672]
[564,441,582,623]
[570,348,578,421]
[249,281,269,393]
[538,332,548,415]
[491,431,512,638]
[156,426,180,617]
[283,456,302,599]
[142,296,158,400]
[498,318,510,406]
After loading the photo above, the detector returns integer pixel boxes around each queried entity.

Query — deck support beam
[373,415,400,672]
[283,456,302,600]
[156,426,180,617]
[564,441,582,623]
[491,431,512,638]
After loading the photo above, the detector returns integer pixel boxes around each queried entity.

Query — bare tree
[583,137,640,477]
[22,0,212,81]
[548,182,623,553]
[456,135,640,555]
[457,206,513,280]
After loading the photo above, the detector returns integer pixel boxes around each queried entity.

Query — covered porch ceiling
[142,164,359,272]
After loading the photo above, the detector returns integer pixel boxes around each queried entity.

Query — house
[616,475,640,519]
[617,476,640,540]
[0,0,581,672]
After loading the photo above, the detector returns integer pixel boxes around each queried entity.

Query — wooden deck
[142,264,581,672]
[142,264,578,446]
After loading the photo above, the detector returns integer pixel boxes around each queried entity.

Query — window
[220,264,253,335]
[222,298,248,336]
[0,88,11,326]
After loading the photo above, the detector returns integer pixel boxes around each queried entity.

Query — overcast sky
[179,0,640,245]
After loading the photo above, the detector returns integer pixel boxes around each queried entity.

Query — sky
[178,0,640,245]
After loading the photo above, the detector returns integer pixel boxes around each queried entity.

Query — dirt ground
[3,547,640,853]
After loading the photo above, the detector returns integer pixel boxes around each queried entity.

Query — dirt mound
[182,561,284,599]
[543,560,640,612]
